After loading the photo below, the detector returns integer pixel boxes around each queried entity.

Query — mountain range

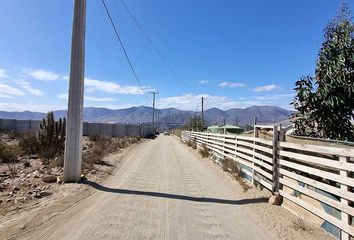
[0,106,292,127]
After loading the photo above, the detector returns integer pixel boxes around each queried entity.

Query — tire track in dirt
[7,136,275,240]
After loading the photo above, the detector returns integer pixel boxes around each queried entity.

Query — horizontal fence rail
[181,130,354,239]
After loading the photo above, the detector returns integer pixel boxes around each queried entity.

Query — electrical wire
[101,0,151,104]
[119,0,190,90]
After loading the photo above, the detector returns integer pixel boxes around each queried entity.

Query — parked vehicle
[163,130,170,135]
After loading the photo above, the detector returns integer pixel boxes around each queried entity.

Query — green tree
[292,76,316,137]
[293,3,354,141]
[184,115,203,131]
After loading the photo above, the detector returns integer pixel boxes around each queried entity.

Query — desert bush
[292,218,310,231]
[220,157,240,174]
[191,138,197,149]
[18,132,40,155]
[186,140,192,147]
[83,136,140,169]
[199,144,209,158]
[129,136,141,144]
[0,142,20,163]
[88,134,99,142]
[220,157,250,192]
[38,111,66,160]
[7,163,18,178]
[83,138,111,168]
[0,128,20,139]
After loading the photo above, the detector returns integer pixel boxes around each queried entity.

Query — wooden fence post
[252,124,259,185]
[339,156,350,240]
[272,125,279,193]
[279,124,286,142]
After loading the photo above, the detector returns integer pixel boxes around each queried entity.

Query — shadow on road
[81,180,268,205]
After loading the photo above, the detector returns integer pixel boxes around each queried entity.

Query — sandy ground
[0,135,333,240]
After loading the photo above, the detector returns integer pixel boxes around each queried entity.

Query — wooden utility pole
[64,0,86,182]
[201,97,204,130]
[150,91,158,133]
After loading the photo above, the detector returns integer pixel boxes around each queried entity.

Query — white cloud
[26,69,61,81]
[254,84,277,92]
[58,94,67,100]
[158,93,260,110]
[198,80,208,85]
[0,103,66,112]
[218,81,246,88]
[0,83,25,96]
[0,68,9,79]
[0,93,15,99]
[85,78,152,95]
[16,80,43,96]
[58,93,115,102]
[255,94,293,100]
[85,96,115,102]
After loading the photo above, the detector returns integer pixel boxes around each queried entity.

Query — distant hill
[0,106,293,126]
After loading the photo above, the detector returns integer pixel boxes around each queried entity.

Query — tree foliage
[292,3,354,141]
[183,115,204,131]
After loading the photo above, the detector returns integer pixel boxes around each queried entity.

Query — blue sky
[0,0,351,112]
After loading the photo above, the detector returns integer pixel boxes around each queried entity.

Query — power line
[101,0,151,104]
[119,0,190,90]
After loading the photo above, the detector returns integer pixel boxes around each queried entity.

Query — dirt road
[2,135,332,240]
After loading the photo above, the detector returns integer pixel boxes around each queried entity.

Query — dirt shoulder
[181,138,334,240]
[0,139,144,239]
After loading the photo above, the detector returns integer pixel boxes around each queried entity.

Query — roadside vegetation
[292,4,354,141]
[83,135,141,170]
[219,157,251,192]
[184,138,250,192]
[0,112,142,215]
[198,143,209,158]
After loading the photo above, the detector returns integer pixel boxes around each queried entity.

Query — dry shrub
[186,140,192,147]
[83,136,140,169]
[292,218,311,232]
[199,144,209,158]
[220,157,251,192]
[129,136,141,144]
[86,138,109,166]
[88,134,99,142]
[191,138,197,149]
[18,132,40,155]
[0,142,20,163]
[7,164,18,178]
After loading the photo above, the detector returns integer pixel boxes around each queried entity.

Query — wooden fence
[182,127,354,240]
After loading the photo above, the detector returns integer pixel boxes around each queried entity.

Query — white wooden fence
[181,127,354,240]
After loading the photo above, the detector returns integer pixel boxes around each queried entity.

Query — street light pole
[150,91,159,133]
[201,97,204,130]
[64,0,86,182]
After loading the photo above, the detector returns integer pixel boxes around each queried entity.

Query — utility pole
[201,97,204,131]
[150,91,159,133]
[64,0,86,182]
